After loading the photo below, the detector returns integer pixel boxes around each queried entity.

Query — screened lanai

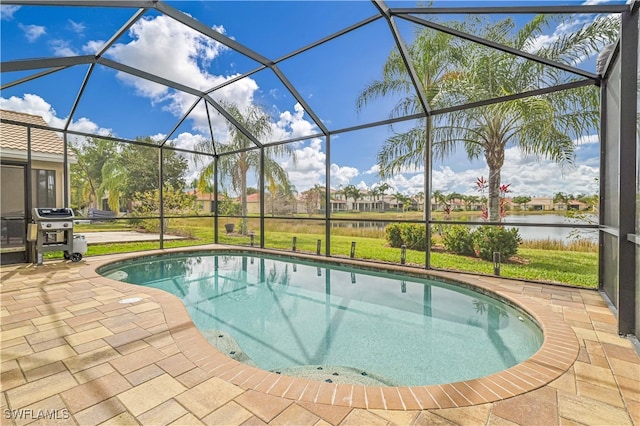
[1,0,638,348]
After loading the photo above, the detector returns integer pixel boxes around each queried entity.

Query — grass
[63,217,598,288]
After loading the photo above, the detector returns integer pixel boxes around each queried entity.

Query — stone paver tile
[202,401,254,426]
[369,408,419,425]
[577,380,625,408]
[608,357,640,381]
[103,327,152,348]
[17,344,76,372]
[64,326,113,347]
[234,389,293,423]
[616,376,640,403]
[547,369,576,394]
[626,399,640,426]
[268,403,320,426]
[601,342,640,364]
[594,331,635,349]
[432,403,493,426]
[413,411,458,425]
[491,387,557,426]
[109,346,165,375]
[137,399,188,426]
[1,324,38,342]
[486,412,520,426]
[1,342,33,363]
[338,408,387,426]
[573,361,617,389]
[114,339,150,356]
[73,397,127,426]
[296,401,352,425]
[1,361,26,391]
[175,376,243,418]
[74,362,116,385]
[61,371,132,413]
[66,300,102,313]
[156,353,196,377]
[63,347,120,374]
[168,413,204,425]
[240,416,268,426]
[558,391,633,426]
[23,360,67,383]
[117,374,187,417]
[97,410,139,425]
[127,301,160,314]
[12,394,70,426]
[31,311,74,327]
[5,370,77,408]
[176,367,211,388]
[125,364,165,386]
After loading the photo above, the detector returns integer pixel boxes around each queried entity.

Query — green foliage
[218,194,241,216]
[385,223,431,250]
[472,225,522,261]
[442,225,475,256]
[131,185,197,232]
[385,223,404,248]
[400,223,428,250]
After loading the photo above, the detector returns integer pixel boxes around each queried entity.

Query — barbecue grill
[32,208,84,263]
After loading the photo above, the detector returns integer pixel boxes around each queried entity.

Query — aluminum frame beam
[373,0,432,116]
[399,14,599,81]
[391,5,630,14]
[616,7,638,336]
[2,0,156,6]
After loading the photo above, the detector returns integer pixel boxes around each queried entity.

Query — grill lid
[33,208,74,220]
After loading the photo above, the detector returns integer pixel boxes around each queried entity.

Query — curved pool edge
[80,245,580,410]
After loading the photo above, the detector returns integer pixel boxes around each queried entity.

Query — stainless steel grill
[32,208,81,263]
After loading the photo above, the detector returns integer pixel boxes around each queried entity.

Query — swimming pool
[98,251,543,386]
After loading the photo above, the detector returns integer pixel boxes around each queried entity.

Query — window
[31,169,56,208]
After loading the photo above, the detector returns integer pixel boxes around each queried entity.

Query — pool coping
[79,245,580,410]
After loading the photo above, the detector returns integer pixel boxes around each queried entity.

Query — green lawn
[66,219,598,288]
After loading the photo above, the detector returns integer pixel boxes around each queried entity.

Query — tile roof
[0,109,68,156]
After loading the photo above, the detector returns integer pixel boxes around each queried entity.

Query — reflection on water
[100,253,543,386]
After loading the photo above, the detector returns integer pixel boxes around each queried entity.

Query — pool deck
[1,245,639,426]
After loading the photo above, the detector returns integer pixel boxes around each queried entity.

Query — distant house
[187,190,225,214]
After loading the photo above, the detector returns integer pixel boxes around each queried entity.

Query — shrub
[385,223,404,248]
[385,223,431,250]
[400,223,427,250]
[472,225,522,261]
[442,225,475,256]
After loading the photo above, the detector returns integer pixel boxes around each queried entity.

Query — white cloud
[68,19,85,34]
[1,5,19,20]
[355,181,369,190]
[50,39,78,56]
[19,23,46,42]
[0,93,112,144]
[82,40,106,55]
[271,103,318,142]
[364,164,379,175]
[330,164,360,188]
[280,139,326,191]
[104,14,261,136]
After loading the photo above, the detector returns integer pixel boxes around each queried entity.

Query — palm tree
[196,102,295,234]
[357,15,618,221]
[342,184,362,211]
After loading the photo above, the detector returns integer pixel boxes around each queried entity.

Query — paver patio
[1,246,639,425]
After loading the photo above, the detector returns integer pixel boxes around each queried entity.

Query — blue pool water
[99,252,543,386]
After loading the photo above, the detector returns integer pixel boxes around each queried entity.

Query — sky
[0,0,624,198]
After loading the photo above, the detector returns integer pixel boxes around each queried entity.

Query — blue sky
[0,0,622,198]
